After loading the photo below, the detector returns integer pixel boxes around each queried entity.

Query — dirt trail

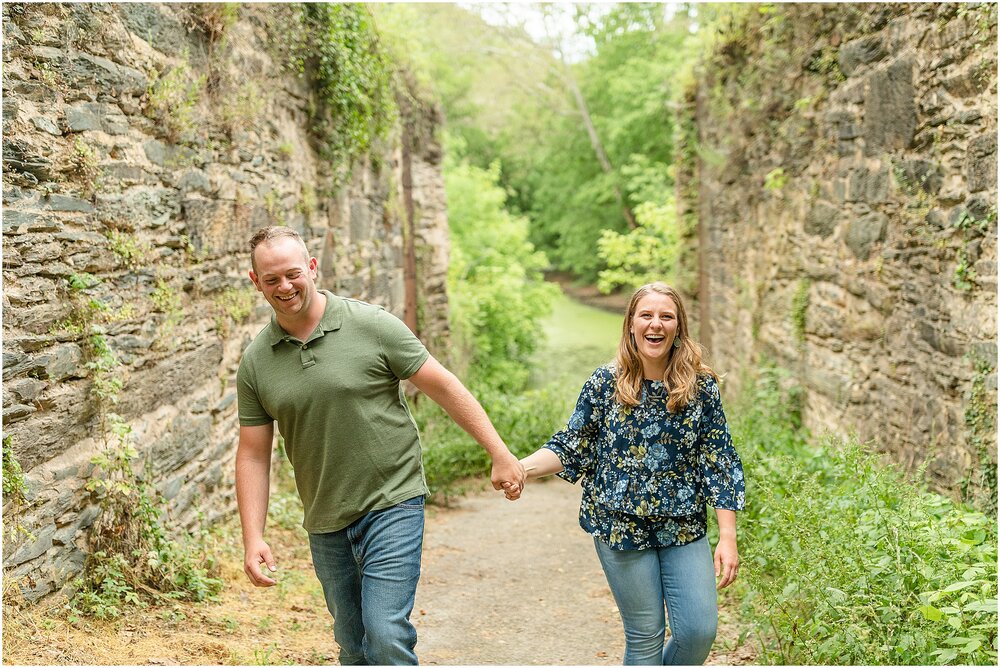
[415,479,755,666]
[3,480,755,666]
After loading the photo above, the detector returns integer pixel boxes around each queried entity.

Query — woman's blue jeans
[308,496,425,665]
[594,536,718,665]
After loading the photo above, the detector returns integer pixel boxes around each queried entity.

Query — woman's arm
[520,448,564,479]
[713,508,739,589]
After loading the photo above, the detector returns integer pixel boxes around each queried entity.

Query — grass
[527,290,621,393]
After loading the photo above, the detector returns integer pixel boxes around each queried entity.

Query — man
[235,226,525,665]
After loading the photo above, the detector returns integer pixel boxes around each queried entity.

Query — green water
[528,290,622,394]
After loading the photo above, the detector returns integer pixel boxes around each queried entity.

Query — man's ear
[249,270,262,292]
[308,257,318,276]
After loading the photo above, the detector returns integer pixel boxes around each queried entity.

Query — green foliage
[218,81,266,136]
[106,229,150,270]
[953,250,977,292]
[68,138,100,197]
[445,156,557,394]
[596,199,685,295]
[961,356,998,510]
[415,384,568,498]
[763,167,787,192]
[790,278,810,343]
[732,365,998,665]
[145,61,205,143]
[291,4,396,172]
[151,279,184,337]
[2,435,28,505]
[69,414,223,620]
[212,287,256,336]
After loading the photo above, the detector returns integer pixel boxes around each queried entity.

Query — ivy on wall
[290,4,397,174]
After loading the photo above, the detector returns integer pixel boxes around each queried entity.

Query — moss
[790,278,810,343]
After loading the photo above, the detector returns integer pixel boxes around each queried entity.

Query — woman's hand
[714,535,739,589]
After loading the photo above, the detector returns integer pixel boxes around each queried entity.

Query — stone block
[2,382,95,472]
[350,200,372,241]
[3,137,56,181]
[845,212,888,260]
[118,3,190,54]
[2,209,38,233]
[918,322,966,356]
[804,200,840,237]
[863,57,916,155]
[149,414,213,476]
[966,133,997,193]
[839,34,888,76]
[848,166,890,202]
[35,343,85,382]
[64,103,103,132]
[4,522,55,567]
[942,63,993,98]
[6,377,47,403]
[42,194,94,213]
[30,116,61,136]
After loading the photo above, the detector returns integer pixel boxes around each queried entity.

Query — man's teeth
[277,293,297,301]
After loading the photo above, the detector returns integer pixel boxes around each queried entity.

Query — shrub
[731,365,998,665]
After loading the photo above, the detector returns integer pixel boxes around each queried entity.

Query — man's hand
[492,451,526,501]
[243,538,278,587]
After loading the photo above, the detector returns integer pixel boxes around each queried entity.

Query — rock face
[688,4,997,505]
[2,4,450,600]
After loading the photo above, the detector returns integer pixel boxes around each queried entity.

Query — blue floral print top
[544,364,746,550]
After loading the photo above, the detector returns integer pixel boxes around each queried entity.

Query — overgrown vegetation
[961,355,998,511]
[444,154,557,394]
[65,282,222,620]
[145,60,205,143]
[2,435,33,543]
[731,365,998,665]
[289,4,396,174]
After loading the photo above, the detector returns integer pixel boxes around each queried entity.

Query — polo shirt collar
[267,290,343,346]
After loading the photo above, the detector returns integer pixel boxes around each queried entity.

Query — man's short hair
[249,226,309,273]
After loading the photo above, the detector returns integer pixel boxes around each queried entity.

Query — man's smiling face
[249,236,319,320]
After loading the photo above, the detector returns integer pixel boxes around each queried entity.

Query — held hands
[243,538,278,587]
[491,451,526,501]
[714,535,740,589]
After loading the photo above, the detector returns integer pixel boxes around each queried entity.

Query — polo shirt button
[302,344,308,350]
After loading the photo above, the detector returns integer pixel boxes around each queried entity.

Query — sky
[462,2,686,62]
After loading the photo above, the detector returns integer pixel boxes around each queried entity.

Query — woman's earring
[673,337,681,349]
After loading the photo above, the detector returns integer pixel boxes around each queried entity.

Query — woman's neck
[641,361,667,381]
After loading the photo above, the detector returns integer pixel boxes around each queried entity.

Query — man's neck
[277,290,327,341]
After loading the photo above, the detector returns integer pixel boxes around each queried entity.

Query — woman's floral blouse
[544,364,745,550]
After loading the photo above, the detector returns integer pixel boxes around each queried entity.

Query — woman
[519,282,745,665]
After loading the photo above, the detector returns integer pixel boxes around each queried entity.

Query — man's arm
[236,423,278,586]
[408,355,526,499]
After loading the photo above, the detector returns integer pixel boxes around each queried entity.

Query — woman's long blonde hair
[614,282,716,412]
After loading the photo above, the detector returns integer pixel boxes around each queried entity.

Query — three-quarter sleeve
[543,369,608,483]
[696,377,746,510]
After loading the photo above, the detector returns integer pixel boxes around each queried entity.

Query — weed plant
[69,416,223,620]
[731,365,998,665]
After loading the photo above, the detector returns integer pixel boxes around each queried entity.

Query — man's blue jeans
[308,496,425,665]
[594,536,718,665]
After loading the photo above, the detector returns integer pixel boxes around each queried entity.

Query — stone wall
[689,3,997,504]
[2,3,450,600]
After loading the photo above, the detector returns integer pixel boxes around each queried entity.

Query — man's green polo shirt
[237,290,430,533]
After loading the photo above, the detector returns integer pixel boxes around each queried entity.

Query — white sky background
[461,2,686,63]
